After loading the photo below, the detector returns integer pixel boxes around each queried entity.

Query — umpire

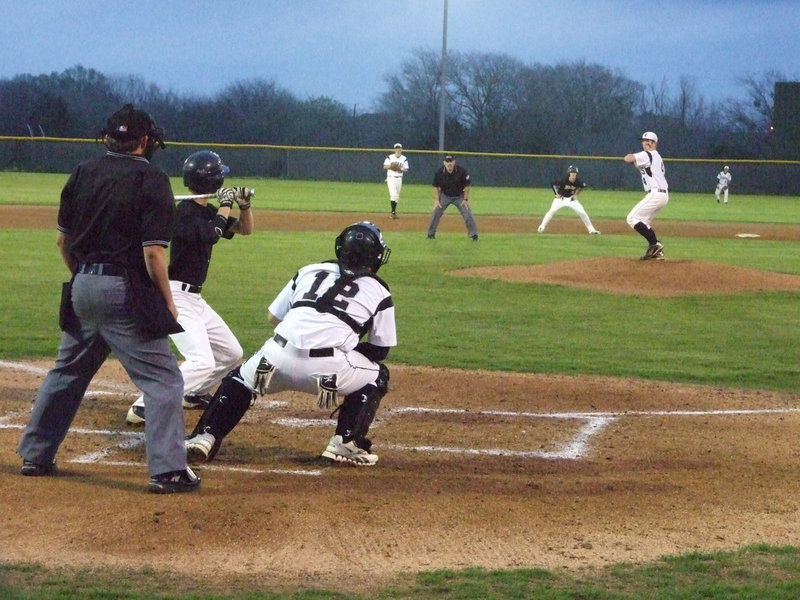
[17,104,200,494]
[426,154,478,240]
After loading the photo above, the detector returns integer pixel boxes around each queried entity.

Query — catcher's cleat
[321,435,378,466]
[148,467,200,494]
[21,459,57,476]
[182,394,212,410]
[126,404,146,425]
[185,432,217,463]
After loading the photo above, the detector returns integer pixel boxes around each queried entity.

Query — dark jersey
[551,176,586,198]
[432,165,471,196]
[57,151,175,271]
[168,199,236,287]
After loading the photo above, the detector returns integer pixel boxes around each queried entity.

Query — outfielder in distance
[624,131,669,260]
[715,165,732,204]
[126,150,254,425]
[383,142,408,219]
[537,165,600,235]
[185,221,396,466]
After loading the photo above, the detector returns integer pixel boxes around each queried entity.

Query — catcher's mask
[335,221,391,276]
[101,103,165,159]
[182,150,230,194]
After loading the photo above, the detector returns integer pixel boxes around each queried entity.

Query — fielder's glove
[233,187,252,210]
[217,187,236,209]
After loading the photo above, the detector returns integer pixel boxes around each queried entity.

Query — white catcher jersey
[633,149,668,191]
[269,261,396,352]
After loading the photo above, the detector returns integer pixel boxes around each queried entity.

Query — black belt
[180,282,202,294]
[77,263,126,276]
[656,188,668,193]
[273,333,334,358]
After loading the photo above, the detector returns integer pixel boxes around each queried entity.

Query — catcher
[383,143,408,218]
[185,221,396,466]
[126,150,254,425]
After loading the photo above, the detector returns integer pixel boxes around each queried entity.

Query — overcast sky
[1,1,797,112]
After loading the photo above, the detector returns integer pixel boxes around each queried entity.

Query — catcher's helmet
[182,150,230,194]
[567,165,579,174]
[335,221,391,276]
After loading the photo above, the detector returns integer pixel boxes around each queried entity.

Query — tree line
[0,53,787,172]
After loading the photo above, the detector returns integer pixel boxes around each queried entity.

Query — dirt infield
[2,207,800,592]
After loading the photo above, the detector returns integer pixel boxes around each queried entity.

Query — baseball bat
[174,188,256,202]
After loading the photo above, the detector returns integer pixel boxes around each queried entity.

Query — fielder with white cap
[715,165,731,204]
[623,131,669,260]
[383,143,408,218]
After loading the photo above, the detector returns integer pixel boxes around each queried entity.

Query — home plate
[735,233,761,238]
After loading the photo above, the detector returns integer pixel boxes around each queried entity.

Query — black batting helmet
[182,151,230,194]
[567,165,579,174]
[335,221,391,276]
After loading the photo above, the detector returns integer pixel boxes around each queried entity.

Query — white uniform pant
[386,175,403,202]
[239,336,381,398]
[539,197,596,232]
[626,190,669,228]
[131,282,243,408]
[715,184,729,203]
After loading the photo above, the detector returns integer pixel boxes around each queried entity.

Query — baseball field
[1,173,800,598]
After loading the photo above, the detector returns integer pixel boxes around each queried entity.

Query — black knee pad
[191,367,255,440]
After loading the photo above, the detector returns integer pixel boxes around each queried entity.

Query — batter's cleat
[641,242,664,260]
[21,459,57,476]
[148,467,200,494]
[589,229,601,235]
[182,394,212,410]
[126,404,146,425]
[321,435,379,466]
[185,432,217,463]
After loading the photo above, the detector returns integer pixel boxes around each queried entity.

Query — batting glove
[216,187,236,209]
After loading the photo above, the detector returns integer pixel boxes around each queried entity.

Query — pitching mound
[452,257,800,296]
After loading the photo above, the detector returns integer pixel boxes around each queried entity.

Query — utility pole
[438,0,448,153]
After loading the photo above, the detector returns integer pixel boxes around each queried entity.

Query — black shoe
[21,459,57,476]
[471,235,479,241]
[183,394,212,409]
[148,467,201,494]
[390,211,398,219]
[427,234,435,239]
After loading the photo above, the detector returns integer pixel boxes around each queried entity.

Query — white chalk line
[4,360,800,464]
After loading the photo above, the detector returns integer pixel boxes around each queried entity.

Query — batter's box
[381,407,614,460]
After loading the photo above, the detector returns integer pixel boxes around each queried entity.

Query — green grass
[2,173,800,597]
[3,545,800,599]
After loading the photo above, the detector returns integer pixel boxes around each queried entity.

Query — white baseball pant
[539,197,597,232]
[626,189,669,228]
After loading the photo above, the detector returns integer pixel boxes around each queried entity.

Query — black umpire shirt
[168,199,236,287]
[432,165,471,197]
[57,151,175,271]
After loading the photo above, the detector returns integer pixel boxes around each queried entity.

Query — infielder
[715,165,731,204]
[537,165,600,234]
[624,131,669,260]
[383,142,408,218]
[185,221,396,466]
[126,151,253,425]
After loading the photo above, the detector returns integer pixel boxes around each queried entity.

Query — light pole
[438,0,448,153]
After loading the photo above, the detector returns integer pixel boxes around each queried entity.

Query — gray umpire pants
[426,193,478,238]
[17,273,187,477]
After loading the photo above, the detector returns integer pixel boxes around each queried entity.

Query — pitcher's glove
[217,187,236,209]
[233,187,252,210]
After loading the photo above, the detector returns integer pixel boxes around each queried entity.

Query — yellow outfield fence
[2,136,799,194]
